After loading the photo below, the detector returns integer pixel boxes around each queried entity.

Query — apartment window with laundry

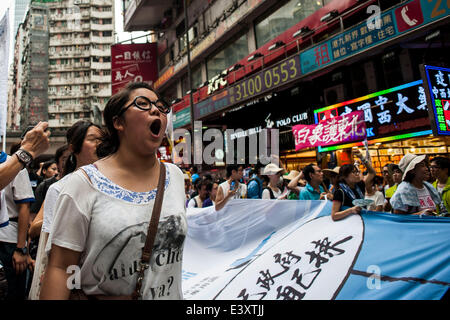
[177,20,199,55]
[206,32,248,80]
[254,0,323,48]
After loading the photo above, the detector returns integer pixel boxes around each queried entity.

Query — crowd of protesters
[0,81,449,300]
[182,150,450,221]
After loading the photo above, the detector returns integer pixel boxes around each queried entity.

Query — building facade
[8,0,114,146]
[46,0,114,132]
[125,0,450,171]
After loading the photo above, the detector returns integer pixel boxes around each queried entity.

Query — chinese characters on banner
[111,43,158,95]
[292,111,366,151]
[421,65,450,136]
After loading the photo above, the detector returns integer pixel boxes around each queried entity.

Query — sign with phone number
[229,56,302,105]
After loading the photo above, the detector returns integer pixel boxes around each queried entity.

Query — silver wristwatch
[14,149,33,167]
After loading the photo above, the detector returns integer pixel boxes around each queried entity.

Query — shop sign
[111,43,158,95]
[314,80,432,152]
[207,70,228,95]
[292,111,366,151]
[421,65,450,136]
[300,0,450,75]
[173,107,191,129]
[154,66,174,90]
[265,112,309,129]
[229,56,302,106]
[194,90,230,119]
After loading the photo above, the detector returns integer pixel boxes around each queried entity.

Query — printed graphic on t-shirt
[416,187,436,211]
[91,214,186,299]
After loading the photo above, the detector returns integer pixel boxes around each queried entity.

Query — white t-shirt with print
[0,190,8,227]
[46,162,187,300]
[416,186,436,211]
[0,159,35,243]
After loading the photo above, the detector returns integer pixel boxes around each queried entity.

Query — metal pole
[184,0,196,166]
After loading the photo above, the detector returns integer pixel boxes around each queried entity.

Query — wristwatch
[14,149,33,168]
[14,246,28,255]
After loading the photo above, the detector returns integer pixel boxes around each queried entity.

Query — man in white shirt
[215,164,247,211]
[0,151,35,300]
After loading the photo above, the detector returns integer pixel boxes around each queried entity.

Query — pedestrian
[430,156,450,216]
[364,175,385,211]
[322,166,340,194]
[382,163,395,195]
[331,150,376,221]
[390,154,441,216]
[283,170,301,200]
[261,163,284,200]
[30,145,70,215]
[28,121,103,300]
[190,166,200,184]
[40,82,187,300]
[247,163,264,199]
[299,164,333,201]
[187,179,211,208]
[184,173,193,205]
[384,164,402,212]
[287,168,307,198]
[203,180,219,207]
[215,164,247,211]
[0,148,35,300]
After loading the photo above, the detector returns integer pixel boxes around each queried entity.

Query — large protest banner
[182,200,450,300]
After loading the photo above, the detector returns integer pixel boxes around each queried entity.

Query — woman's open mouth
[149,119,162,137]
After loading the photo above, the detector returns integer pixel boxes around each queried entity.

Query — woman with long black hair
[28,120,102,299]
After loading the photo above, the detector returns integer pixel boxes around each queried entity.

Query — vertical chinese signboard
[421,65,450,136]
[111,43,158,95]
[313,80,432,152]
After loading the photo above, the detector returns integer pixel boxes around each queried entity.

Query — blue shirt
[247,175,263,199]
[299,183,325,200]
[191,173,200,184]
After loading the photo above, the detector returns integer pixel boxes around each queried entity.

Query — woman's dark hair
[403,170,415,183]
[97,82,163,157]
[64,120,101,175]
[55,144,69,165]
[41,160,57,177]
[302,163,316,183]
[431,156,450,174]
[338,164,358,184]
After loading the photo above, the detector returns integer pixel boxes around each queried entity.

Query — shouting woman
[40,82,187,300]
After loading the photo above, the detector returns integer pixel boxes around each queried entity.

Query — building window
[206,32,248,80]
[255,0,323,48]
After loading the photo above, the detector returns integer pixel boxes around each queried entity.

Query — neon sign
[313,80,432,152]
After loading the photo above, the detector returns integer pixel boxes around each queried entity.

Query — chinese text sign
[111,43,158,95]
[421,65,450,136]
[292,111,366,151]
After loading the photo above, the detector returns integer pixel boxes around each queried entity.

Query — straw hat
[284,170,300,181]
[323,166,340,176]
[262,163,284,175]
[398,153,426,179]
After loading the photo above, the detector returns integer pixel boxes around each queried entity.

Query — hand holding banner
[292,111,366,151]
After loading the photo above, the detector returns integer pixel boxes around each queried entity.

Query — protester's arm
[287,172,304,195]
[355,149,376,194]
[215,185,236,211]
[40,245,81,300]
[12,203,31,274]
[331,200,361,221]
[0,122,50,190]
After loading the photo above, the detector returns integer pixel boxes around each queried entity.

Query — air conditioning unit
[74,0,81,5]
[323,84,345,106]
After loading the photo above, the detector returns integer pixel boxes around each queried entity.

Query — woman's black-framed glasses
[117,96,171,117]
